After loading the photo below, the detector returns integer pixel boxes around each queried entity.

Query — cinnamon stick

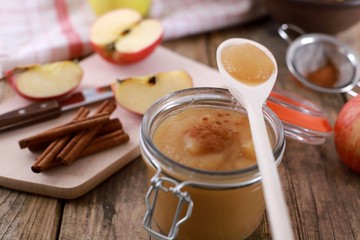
[32,140,59,173]
[28,118,123,152]
[57,100,117,166]
[31,131,129,172]
[31,107,90,173]
[33,129,129,158]
[32,131,129,172]
[27,100,128,173]
[32,136,70,172]
[79,131,129,158]
[98,118,122,135]
[89,129,124,145]
[19,113,110,149]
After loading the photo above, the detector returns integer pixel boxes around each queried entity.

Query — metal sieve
[278,24,360,96]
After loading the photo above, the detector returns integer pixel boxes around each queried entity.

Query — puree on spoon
[221,44,275,86]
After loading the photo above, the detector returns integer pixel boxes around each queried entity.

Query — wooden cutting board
[0,46,222,199]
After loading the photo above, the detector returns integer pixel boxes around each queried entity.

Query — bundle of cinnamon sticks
[18,100,129,173]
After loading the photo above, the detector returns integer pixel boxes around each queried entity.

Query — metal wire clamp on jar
[140,87,286,240]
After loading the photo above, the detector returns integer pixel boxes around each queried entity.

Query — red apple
[334,95,360,173]
[6,61,83,101]
[112,70,193,114]
[90,8,163,64]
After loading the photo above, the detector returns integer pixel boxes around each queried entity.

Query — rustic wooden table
[1,17,360,240]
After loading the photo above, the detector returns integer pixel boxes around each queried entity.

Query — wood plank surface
[0,188,61,240]
[58,158,149,240]
[1,17,360,240]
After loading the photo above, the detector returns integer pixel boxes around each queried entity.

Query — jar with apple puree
[140,87,286,240]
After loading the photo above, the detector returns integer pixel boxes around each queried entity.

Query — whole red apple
[334,95,360,173]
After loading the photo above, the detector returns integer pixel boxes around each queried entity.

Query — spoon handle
[247,105,294,240]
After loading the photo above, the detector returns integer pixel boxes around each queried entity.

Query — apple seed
[148,76,156,85]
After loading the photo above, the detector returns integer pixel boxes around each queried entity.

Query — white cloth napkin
[0,0,266,73]
[0,0,95,73]
[151,0,266,40]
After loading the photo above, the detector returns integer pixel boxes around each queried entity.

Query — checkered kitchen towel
[0,0,266,73]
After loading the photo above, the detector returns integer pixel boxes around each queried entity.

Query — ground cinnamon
[306,59,339,88]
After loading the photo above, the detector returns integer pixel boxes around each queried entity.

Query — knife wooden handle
[0,100,62,132]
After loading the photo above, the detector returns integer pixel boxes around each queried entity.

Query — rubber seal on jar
[266,90,332,145]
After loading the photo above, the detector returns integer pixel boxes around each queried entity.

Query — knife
[0,85,114,132]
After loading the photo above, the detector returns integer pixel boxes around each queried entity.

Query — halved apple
[112,70,193,114]
[6,61,83,101]
[90,8,163,64]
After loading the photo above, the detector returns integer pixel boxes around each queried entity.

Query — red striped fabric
[0,0,265,74]
[54,0,84,59]
[0,0,94,73]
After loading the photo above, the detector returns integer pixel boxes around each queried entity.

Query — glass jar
[140,87,286,240]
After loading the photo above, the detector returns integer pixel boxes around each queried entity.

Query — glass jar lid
[266,90,332,145]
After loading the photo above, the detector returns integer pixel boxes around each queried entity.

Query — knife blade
[0,85,114,132]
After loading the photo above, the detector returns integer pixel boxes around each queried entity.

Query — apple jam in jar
[140,87,286,240]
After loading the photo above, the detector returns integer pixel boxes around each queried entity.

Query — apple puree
[153,107,258,171]
[221,44,274,86]
[148,106,275,239]
[145,167,265,240]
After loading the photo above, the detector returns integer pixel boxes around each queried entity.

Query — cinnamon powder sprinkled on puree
[183,113,237,154]
[152,107,275,171]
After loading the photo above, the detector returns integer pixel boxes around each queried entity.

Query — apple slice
[90,8,163,64]
[112,70,193,114]
[6,61,83,101]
